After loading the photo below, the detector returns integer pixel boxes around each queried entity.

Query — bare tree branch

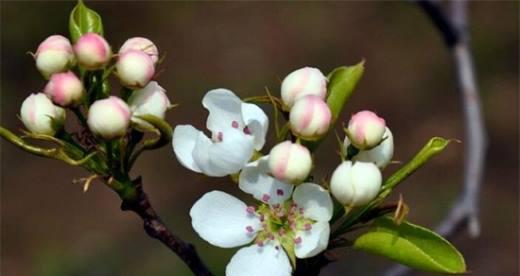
[120,177,213,276]
[386,1,487,275]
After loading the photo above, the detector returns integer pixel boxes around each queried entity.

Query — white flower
[119,37,159,64]
[172,89,268,177]
[344,127,394,169]
[127,81,171,131]
[87,96,131,140]
[116,49,155,88]
[20,93,66,136]
[190,181,333,276]
[330,160,382,207]
[268,141,312,184]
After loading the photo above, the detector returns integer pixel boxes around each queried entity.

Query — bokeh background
[1,1,518,275]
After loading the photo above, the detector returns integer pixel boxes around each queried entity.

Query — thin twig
[120,177,213,276]
[386,1,486,275]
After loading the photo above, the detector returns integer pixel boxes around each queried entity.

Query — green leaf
[69,0,104,42]
[326,61,365,122]
[354,217,466,274]
[383,137,451,190]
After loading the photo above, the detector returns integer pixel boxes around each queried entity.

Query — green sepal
[135,114,173,150]
[354,217,466,274]
[69,0,104,42]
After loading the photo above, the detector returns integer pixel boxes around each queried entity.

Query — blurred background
[1,1,518,275]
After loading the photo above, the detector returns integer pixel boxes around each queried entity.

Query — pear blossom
[190,181,333,276]
[74,33,112,70]
[268,141,312,184]
[281,67,327,108]
[172,89,268,177]
[127,81,171,131]
[35,35,75,78]
[87,96,131,140]
[20,93,66,136]
[119,37,159,64]
[345,127,394,169]
[44,71,84,107]
[116,49,155,88]
[330,160,382,207]
[346,110,386,150]
[289,95,332,140]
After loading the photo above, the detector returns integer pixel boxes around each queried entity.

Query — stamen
[243,126,252,135]
[294,237,302,244]
[231,121,239,128]
[246,226,254,233]
[276,189,284,196]
[262,194,271,202]
[256,240,264,247]
[260,214,265,222]
[304,223,312,231]
[217,131,223,142]
[275,245,280,250]
[279,229,286,236]
[246,206,256,214]
[299,207,304,215]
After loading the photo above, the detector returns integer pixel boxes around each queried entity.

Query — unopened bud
[345,127,394,169]
[20,93,65,136]
[44,71,84,107]
[35,35,75,78]
[346,110,386,150]
[128,81,171,130]
[289,95,331,140]
[119,37,159,64]
[116,50,155,88]
[87,96,131,140]
[330,161,382,207]
[268,141,312,184]
[73,33,112,70]
[281,67,327,108]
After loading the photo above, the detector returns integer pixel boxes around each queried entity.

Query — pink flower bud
[116,50,155,88]
[268,141,312,184]
[20,93,66,136]
[44,71,84,107]
[87,96,131,140]
[281,67,327,108]
[330,161,382,206]
[289,95,331,140]
[35,35,75,78]
[345,127,394,169]
[128,81,171,131]
[346,110,386,150]
[73,33,112,70]
[119,37,159,64]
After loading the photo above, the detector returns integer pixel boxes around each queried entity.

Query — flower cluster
[21,33,171,140]
[172,67,394,275]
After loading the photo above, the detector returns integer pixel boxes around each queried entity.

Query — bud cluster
[21,32,171,140]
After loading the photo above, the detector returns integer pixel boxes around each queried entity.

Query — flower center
[244,201,314,251]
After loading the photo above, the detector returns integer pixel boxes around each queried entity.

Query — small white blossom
[127,81,171,131]
[172,89,268,177]
[20,93,66,136]
[119,37,159,64]
[330,160,382,206]
[289,95,331,140]
[268,141,312,184]
[35,35,75,78]
[116,49,155,88]
[281,67,327,108]
[190,179,333,276]
[73,33,112,70]
[346,110,386,150]
[87,96,131,140]
[44,71,84,107]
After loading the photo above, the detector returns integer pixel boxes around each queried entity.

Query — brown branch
[120,177,213,276]
[386,1,487,275]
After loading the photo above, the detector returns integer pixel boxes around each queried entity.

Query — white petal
[239,156,294,205]
[294,221,330,258]
[293,183,333,222]
[203,128,254,176]
[190,191,261,248]
[172,125,203,173]
[191,131,227,176]
[241,102,269,150]
[226,244,292,276]
[202,89,244,134]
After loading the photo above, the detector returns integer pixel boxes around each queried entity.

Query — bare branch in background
[386,0,487,275]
